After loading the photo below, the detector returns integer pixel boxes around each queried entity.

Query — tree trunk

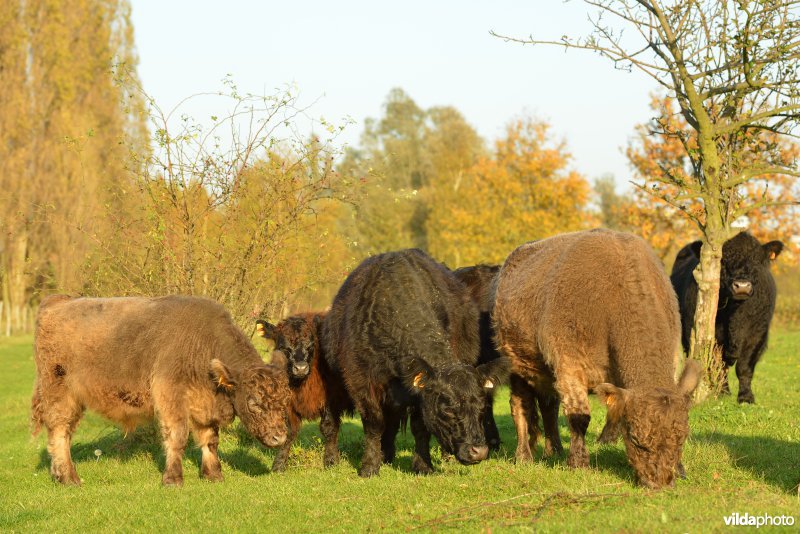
[7,228,29,335]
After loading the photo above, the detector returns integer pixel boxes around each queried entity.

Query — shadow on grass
[36,421,278,479]
[695,431,800,493]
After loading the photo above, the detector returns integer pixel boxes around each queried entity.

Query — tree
[626,94,800,265]
[427,117,591,266]
[0,0,146,335]
[495,1,800,387]
[86,84,357,329]
[340,89,485,257]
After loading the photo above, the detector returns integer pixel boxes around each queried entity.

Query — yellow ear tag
[413,372,425,389]
[769,251,776,260]
[606,396,615,407]
[256,324,265,335]
[217,375,234,391]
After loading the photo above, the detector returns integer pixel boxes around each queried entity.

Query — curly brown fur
[32,295,290,486]
[256,312,354,471]
[494,229,701,489]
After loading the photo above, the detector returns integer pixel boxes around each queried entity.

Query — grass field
[1,331,798,533]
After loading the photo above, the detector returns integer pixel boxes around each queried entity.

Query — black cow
[323,249,509,477]
[670,232,783,403]
[452,264,503,451]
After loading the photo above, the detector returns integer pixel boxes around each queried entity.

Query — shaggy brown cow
[256,312,354,472]
[493,229,701,489]
[31,295,290,486]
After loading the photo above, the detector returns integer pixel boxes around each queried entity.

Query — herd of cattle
[30,229,783,490]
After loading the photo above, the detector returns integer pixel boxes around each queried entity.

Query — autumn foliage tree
[497,1,800,391]
[86,85,357,328]
[0,0,146,335]
[625,95,799,265]
[427,117,591,266]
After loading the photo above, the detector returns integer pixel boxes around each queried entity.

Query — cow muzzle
[456,443,489,465]
[731,279,753,299]
[291,362,310,378]
[262,433,287,448]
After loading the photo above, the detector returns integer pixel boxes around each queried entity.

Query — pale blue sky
[130,1,659,190]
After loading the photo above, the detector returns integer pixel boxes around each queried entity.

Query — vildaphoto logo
[723,512,795,528]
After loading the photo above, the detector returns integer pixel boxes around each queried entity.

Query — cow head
[689,234,784,302]
[210,359,290,448]
[256,314,324,380]
[595,360,701,489]
[408,357,508,465]
[720,233,783,301]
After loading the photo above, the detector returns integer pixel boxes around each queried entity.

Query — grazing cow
[31,295,290,486]
[670,232,783,403]
[324,249,509,477]
[255,312,354,472]
[494,229,701,489]
[452,264,504,451]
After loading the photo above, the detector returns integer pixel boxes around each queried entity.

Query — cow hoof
[515,450,534,464]
[737,394,755,404]
[202,471,224,482]
[323,451,340,468]
[358,464,380,478]
[567,453,589,469]
[271,461,287,473]
[162,474,184,487]
[52,465,81,485]
[411,457,433,475]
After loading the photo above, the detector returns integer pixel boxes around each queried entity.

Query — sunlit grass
[1,331,798,532]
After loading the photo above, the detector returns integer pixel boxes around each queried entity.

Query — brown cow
[493,229,701,489]
[256,312,354,472]
[31,295,290,486]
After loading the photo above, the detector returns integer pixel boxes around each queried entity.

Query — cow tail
[31,380,44,437]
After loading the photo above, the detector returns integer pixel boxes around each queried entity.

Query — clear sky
[130,0,661,190]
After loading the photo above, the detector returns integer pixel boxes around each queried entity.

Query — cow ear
[407,358,435,391]
[256,320,278,341]
[210,359,238,391]
[313,314,324,333]
[689,240,703,258]
[678,359,702,398]
[270,349,288,369]
[476,356,510,390]
[595,383,629,422]
[763,241,783,261]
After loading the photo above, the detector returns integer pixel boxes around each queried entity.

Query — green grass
[1,332,799,533]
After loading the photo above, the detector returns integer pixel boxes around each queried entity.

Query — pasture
[1,331,798,532]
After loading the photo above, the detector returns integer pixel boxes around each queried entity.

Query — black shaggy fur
[452,264,504,450]
[324,249,509,477]
[670,232,783,403]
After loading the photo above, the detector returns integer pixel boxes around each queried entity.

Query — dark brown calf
[256,312,354,471]
[31,295,290,486]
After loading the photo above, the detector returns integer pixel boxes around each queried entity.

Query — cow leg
[510,374,539,463]
[537,392,563,456]
[483,394,501,452]
[409,406,433,474]
[736,335,767,404]
[43,394,83,485]
[556,375,590,469]
[159,415,189,486]
[357,396,384,478]
[319,406,342,468]
[381,406,401,464]
[192,423,223,482]
[272,411,300,473]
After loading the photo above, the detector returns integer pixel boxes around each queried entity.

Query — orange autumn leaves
[619,95,799,264]
[428,118,591,267]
